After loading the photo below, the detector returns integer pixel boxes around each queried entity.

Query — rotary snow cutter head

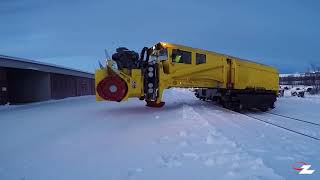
[95,44,167,107]
[96,74,128,102]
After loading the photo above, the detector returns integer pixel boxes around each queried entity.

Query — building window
[172,49,192,64]
[196,53,206,64]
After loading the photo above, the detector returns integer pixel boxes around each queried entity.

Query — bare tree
[309,63,320,73]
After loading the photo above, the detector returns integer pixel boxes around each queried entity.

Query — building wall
[75,77,95,96]
[0,68,8,105]
[0,64,94,105]
[7,69,51,104]
[51,73,77,99]
[50,73,94,100]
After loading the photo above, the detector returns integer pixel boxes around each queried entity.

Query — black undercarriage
[195,88,277,112]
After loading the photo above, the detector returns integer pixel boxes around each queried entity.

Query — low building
[0,55,94,105]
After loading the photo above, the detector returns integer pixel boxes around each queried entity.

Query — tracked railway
[198,99,320,141]
[263,112,320,127]
[241,111,320,141]
[195,92,320,141]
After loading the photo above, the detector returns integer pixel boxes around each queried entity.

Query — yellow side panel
[234,60,279,91]
[95,69,108,101]
[160,52,227,89]
[124,69,144,99]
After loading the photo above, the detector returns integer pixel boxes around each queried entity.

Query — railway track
[198,101,320,141]
[241,111,320,141]
[263,112,320,127]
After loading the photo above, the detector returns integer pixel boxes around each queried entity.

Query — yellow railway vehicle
[95,42,279,111]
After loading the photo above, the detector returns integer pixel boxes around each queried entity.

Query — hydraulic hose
[139,47,149,68]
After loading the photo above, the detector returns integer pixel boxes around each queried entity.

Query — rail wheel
[145,100,165,108]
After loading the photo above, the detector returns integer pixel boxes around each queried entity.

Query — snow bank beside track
[0,89,319,179]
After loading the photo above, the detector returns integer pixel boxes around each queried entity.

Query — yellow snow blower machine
[95,42,279,111]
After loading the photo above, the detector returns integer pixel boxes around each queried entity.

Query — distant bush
[309,87,320,95]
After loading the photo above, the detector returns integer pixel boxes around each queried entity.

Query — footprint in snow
[204,158,215,166]
[274,156,294,161]
[179,131,188,137]
[205,130,218,144]
[178,140,190,147]
[249,148,267,153]
[155,136,171,144]
[126,168,143,179]
[157,154,182,168]
[182,153,199,160]
[206,134,215,144]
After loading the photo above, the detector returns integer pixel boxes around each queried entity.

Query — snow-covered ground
[0,89,319,180]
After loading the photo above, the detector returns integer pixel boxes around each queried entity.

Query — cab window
[196,53,206,64]
[172,49,191,64]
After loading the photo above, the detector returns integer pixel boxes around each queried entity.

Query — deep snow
[0,89,319,180]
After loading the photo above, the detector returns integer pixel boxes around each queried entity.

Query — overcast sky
[1,0,319,73]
